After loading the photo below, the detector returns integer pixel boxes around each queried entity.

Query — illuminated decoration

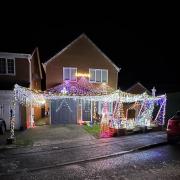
[113,101,125,119]
[14,84,45,107]
[7,93,16,143]
[154,97,166,125]
[152,86,156,97]
[12,80,167,139]
[100,102,112,138]
[111,100,125,129]
[76,73,90,77]
[93,101,97,119]
[61,87,68,94]
[136,101,154,127]
[56,99,72,113]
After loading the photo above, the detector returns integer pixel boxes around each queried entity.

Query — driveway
[0,124,95,147]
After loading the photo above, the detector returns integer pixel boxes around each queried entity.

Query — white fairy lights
[14,84,166,105]
[14,83,167,128]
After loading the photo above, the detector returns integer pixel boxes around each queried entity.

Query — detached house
[43,34,120,124]
[0,48,42,129]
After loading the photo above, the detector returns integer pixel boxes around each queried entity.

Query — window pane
[102,70,108,82]
[64,68,70,80]
[71,68,77,81]
[0,58,6,74]
[7,59,15,74]
[96,69,101,82]
[89,69,95,81]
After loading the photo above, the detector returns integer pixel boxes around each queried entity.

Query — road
[0,132,180,179]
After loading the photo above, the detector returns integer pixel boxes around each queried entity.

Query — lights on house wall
[14,84,46,107]
[61,87,68,94]
[76,73,90,77]
[14,84,166,105]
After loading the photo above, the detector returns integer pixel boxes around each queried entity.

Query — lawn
[83,123,100,138]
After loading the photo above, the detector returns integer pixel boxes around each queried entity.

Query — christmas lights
[13,83,167,133]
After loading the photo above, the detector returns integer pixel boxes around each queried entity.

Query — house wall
[30,49,42,121]
[0,57,30,87]
[45,36,118,90]
[19,104,27,129]
[34,106,41,121]
[0,91,21,130]
[31,50,42,90]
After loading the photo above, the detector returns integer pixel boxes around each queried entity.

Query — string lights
[13,82,167,135]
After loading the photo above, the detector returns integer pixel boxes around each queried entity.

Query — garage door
[51,99,77,124]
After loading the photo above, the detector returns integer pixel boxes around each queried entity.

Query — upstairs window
[63,67,77,81]
[0,57,15,75]
[89,69,108,83]
[7,59,15,74]
[0,58,6,74]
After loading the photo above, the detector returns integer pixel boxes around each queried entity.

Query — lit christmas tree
[113,101,125,119]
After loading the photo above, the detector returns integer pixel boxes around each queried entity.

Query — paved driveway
[0,124,95,147]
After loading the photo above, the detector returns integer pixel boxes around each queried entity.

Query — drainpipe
[90,100,93,127]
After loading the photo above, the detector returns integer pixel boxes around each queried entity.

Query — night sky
[0,4,179,94]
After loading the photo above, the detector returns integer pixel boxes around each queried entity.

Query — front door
[82,100,91,121]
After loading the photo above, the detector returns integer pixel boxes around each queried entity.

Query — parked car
[167,111,180,144]
[0,118,6,134]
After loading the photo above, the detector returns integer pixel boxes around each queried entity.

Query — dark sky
[0,4,179,94]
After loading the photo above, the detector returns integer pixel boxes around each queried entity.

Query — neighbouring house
[126,82,151,95]
[124,82,152,124]
[0,48,43,130]
[42,33,120,124]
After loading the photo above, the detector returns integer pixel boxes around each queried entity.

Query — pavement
[0,126,167,151]
[0,131,167,158]
[0,130,168,177]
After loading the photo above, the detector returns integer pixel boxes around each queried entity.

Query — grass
[83,123,100,138]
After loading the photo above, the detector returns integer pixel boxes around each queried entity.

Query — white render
[0,90,21,130]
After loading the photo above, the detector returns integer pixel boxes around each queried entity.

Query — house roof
[126,82,151,95]
[0,52,31,59]
[43,33,120,72]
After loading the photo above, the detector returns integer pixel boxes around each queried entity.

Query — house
[126,82,151,95]
[0,48,42,130]
[122,82,152,121]
[42,34,120,124]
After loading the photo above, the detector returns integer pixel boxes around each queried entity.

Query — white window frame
[0,57,15,75]
[63,67,77,82]
[89,68,108,83]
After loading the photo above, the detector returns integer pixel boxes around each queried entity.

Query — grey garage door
[51,99,77,124]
